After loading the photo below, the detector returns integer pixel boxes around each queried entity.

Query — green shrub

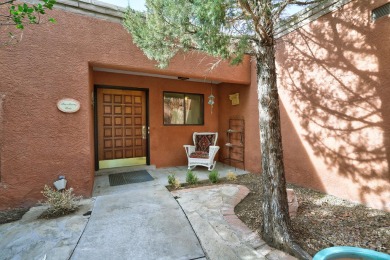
[226,171,237,181]
[40,185,81,218]
[209,170,219,183]
[168,173,175,185]
[186,170,198,185]
[168,173,180,189]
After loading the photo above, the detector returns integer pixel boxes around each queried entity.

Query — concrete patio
[92,162,248,196]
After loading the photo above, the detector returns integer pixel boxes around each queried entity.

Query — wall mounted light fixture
[208,84,215,114]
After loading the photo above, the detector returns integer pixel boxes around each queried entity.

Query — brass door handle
[142,125,146,139]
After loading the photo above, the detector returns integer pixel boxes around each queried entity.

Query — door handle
[142,125,146,139]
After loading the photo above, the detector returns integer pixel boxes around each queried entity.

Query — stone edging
[172,184,268,251]
[172,185,252,232]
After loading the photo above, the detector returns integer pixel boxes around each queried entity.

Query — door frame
[94,84,150,170]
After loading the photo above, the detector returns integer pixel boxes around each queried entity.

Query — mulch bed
[0,207,30,224]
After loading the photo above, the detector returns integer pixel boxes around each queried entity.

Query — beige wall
[276,0,390,211]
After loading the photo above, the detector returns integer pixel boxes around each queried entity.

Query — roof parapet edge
[21,0,353,37]
[22,0,126,23]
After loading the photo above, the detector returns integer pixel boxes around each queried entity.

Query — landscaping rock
[287,188,299,217]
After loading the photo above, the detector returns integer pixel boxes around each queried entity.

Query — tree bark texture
[254,2,311,258]
[256,41,311,260]
[256,40,290,246]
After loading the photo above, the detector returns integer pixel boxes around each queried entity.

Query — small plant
[226,171,237,181]
[167,173,180,189]
[167,173,176,185]
[209,169,219,183]
[40,185,81,218]
[186,170,198,185]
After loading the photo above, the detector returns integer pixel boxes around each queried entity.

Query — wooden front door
[97,88,147,169]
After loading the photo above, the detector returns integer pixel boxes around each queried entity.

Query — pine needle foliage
[123,0,251,68]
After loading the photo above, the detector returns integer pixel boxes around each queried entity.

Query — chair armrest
[209,146,220,158]
[183,145,195,156]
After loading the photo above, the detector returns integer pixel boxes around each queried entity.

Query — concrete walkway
[71,182,204,259]
[78,163,295,259]
[0,163,296,260]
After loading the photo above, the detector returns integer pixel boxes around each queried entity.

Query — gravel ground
[288,183,389,255]
[232,173,390,256]
[0,208,29,224]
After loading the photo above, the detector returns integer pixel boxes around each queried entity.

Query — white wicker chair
[184,132,219,171]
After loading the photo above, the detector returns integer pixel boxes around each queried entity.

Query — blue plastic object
[313,246,390,260]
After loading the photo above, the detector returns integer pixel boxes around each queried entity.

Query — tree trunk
[256,41,288,244]
[253,1,311,258]
[256,35,311,260]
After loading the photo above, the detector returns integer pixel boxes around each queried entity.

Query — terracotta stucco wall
[0,8,249,209]
[217,60,323,189]
[276,0,390,210]
[217,62,262,173]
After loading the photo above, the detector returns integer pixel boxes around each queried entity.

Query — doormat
[109,170,154,186]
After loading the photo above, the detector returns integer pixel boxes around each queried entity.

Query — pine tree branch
[272,0,328,27]
[0,0,14,6]
[290,0,323,5]
[237,0,272,44]
[225,13,246,24]
[273,0,295,19]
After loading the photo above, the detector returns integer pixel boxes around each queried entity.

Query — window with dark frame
[163,92,204,125]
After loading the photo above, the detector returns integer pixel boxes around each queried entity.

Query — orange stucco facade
[276,0,390,211]
[0,5,251,209]
[0,0,389,211]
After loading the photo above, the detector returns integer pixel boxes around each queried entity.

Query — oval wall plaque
[57,98,81,113]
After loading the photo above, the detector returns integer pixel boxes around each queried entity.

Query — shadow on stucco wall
[276,0,390,210]
[279,101,324,192]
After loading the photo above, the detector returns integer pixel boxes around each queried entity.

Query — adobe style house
[0,0,389,211]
